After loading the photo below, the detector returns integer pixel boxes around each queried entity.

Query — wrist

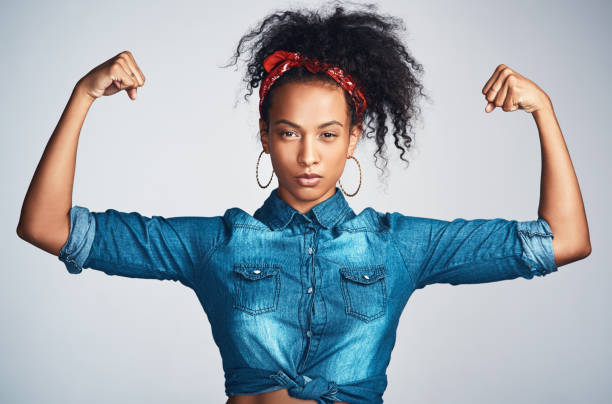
[73,81,96,105]
[532,95,554,120]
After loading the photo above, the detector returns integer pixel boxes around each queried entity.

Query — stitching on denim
[386,228,418,288]
[339,266,387,322]
[517,228,554,238]
[232,271,280,316]
[334,226,385,234]
[329,205,354,228]
[300,226,319,368]
[194,242,222,288]
[233,224,268,230]
[311,278,329,365]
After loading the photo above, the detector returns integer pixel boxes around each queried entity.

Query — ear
[346,122,363,157]
[259,118,270,154]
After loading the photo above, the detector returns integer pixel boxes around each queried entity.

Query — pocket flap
[340,265,386,284]
[234,264,280,280]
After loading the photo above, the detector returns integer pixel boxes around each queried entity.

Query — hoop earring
[338,155,362,197]
[256,149,274,188]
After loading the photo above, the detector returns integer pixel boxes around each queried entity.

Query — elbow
[16,222,30,241]
[16,217,39,242]
[553,238,592,267]
[581,242,592,259]
[572,241,591,261]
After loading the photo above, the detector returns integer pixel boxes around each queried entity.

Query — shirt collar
[254,186,352,230]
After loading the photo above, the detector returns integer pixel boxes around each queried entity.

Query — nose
[297,135,320,167]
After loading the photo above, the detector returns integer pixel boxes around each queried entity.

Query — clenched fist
[76,50,146,101]
[482,64,551,114]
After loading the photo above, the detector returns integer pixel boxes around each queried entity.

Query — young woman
[17,3,591,404]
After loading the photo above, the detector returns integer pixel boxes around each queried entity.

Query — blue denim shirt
[58,186,557,403]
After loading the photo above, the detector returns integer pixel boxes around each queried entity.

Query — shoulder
[356,208,453,234]
[222,207,269,230]
[336,207,433,233]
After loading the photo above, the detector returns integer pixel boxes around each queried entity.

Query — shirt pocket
[339,265,387,322]
[232,264,281,316]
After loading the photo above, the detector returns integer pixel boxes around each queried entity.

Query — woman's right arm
[16,51,227,289]
[16,51,144,256]
[16,84,93,255]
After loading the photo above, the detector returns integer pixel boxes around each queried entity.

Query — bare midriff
[226,388,348,404]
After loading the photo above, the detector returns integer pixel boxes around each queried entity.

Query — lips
[296,173,322,179]
[295,173,322,187]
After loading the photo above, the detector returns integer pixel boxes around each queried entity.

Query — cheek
[269,147,295,176]
[321,144,348,164]
[318,150,347,179]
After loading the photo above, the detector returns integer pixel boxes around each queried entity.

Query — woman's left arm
[482,64,592,267]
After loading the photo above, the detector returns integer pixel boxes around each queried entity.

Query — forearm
[17,83,95,254]
[533,97,591,264]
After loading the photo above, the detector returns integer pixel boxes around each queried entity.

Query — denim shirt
[58,186,557,403]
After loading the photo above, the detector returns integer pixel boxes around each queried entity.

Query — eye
[280,131,297,138]
[321,132,338,138]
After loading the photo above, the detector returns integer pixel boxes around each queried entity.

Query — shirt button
[308,247,313,255]
[307,286,313,294]
[363,274,370,280]
[306,330,311,338]
[253,269,261,274]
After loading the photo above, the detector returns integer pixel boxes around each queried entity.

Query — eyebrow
[272,119,344,129]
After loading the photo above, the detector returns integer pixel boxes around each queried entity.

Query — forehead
[269,81,349,124]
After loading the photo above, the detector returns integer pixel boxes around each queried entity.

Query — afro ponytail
[221,1,431,179]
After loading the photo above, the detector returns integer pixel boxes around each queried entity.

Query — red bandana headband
[258,50,367,122]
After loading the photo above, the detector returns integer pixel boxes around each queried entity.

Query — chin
[293,184,334,198]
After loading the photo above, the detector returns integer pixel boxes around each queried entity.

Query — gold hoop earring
[256,149,274,188]
[338,155,362,197]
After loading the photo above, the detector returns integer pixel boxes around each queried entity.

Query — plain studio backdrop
[2,0,610,403]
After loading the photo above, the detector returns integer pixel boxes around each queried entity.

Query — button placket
[305,223,317,341]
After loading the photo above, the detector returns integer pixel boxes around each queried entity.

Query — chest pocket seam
[339,265,387,322]
[232,264,281,316]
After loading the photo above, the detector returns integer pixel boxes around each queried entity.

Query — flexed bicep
[59,205,225,289]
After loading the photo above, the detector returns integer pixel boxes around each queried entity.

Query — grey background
[2,0,610,402]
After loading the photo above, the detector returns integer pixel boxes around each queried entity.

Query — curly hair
[220,0,431,180]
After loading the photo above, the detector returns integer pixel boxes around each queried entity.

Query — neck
[277,186,337,214]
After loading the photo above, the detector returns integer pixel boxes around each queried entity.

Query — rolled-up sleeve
[383,212,558,290]
[58,205,96,275]
[516,216,557,277]
[57,205,226,289]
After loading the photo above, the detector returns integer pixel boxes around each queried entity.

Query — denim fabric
[58,186,557,403]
